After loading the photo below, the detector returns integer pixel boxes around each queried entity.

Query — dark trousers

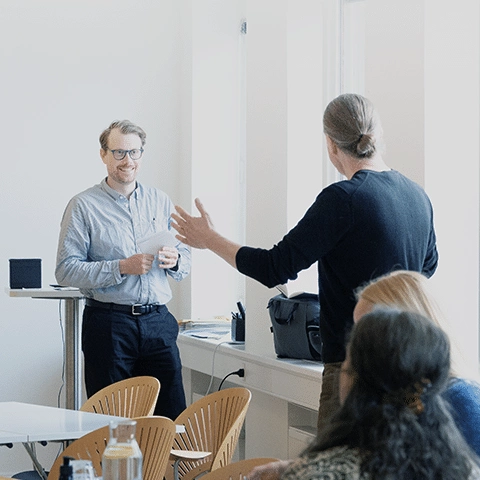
[317,361,342,434]
[82,303,186,420]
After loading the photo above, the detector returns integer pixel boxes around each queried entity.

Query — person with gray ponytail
[323,93,383,159]
[172,93,438,433]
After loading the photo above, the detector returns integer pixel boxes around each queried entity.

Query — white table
[0,401,185,479]
[0,401,126,479]
[6,288,84,409]
[0,430,28,444]
[0,402,125,442]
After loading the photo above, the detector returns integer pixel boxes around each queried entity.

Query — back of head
[355,270,443,327]
[323,93,383,159]
[350,308,450,401]
[310,309,477,479]
[355,270,474,378]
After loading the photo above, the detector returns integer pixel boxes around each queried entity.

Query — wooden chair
[80,376,160,417]
[47,416,176,480]
[167,387,252,480]
[12,377,161,480]
[198,458,280,480]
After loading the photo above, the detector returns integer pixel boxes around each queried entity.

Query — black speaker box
[9,258,42,289]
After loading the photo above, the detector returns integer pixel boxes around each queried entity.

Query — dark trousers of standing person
[317,362,342,434]
[82,302,186,420]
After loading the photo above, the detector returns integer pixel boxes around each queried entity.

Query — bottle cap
[59,456,74,479]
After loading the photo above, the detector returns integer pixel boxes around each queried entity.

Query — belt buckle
[132,304,143,316]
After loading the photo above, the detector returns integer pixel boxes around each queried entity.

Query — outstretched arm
[171,198,241,269]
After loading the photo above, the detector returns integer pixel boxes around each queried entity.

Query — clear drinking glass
[102,420,143,480]
[71,459,95,480]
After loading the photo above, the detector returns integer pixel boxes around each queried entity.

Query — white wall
[365,0,480,376]
[365,0,426,184]
[0,1,185,473]
[424,1,479,376]
[190,0,246,321]
[244,0,289,355]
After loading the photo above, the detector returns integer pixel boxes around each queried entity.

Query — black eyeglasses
[108,148,144,161]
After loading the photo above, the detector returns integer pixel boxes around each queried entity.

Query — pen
[237,302,246,321]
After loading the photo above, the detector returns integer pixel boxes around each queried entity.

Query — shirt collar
[100,178,141,201]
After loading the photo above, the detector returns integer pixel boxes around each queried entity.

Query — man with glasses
[55,120,191,419]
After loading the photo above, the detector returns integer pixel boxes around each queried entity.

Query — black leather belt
[85,298,162,316]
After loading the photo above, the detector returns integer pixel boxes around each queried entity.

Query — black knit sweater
[236,170,438,363]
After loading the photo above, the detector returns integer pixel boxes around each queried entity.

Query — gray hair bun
[357,133,376,158]
[323,93,383,160]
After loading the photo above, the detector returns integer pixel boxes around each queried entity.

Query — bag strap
[270,301,298,325]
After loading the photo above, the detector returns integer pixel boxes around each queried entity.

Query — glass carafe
[102,420,143,480]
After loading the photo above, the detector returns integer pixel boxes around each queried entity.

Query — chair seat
[170,450,212,461]
[170,449,212,480]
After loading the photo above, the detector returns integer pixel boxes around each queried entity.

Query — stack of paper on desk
[180,317,231,339]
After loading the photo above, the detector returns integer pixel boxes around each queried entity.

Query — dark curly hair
[307,308,478,479]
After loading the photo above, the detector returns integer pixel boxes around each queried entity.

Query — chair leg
[173,458,181,480]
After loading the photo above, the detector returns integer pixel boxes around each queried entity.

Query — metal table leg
[22,442,48,480]
[64,298,82,410]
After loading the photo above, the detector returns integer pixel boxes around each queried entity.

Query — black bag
[267,293,322,361]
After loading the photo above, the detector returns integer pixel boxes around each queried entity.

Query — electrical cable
[218,369,245,391]
[204,341,229,396]
[57,299,66,408]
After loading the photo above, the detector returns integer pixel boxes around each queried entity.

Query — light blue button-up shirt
[55,178,191,305]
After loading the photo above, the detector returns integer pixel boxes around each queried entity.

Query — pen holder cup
[231,313,245,343]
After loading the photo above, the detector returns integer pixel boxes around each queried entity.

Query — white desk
[0,402,124,442]
[0,401,125,479]
[6,288,84,409]
[0,430,28,444]
[178,333,323,460]
[0,402,185,479]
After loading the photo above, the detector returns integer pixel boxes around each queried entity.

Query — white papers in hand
[138,230,178,255]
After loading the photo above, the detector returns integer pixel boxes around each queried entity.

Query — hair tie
[358,134,364,143]
[383,378,432,415]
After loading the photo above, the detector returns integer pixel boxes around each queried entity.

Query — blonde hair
[355,270,474,379]
[355,270,443,327]
[99,120,146,152]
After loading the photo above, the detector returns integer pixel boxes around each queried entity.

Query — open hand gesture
[171,198,215,249]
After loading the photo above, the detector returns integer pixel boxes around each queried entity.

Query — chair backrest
[80,376,160,417]
[168,387,252,480]
[47,425,108,480]
[199,458,280,480]
[136,416,176,480]
[47,416,176,480]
